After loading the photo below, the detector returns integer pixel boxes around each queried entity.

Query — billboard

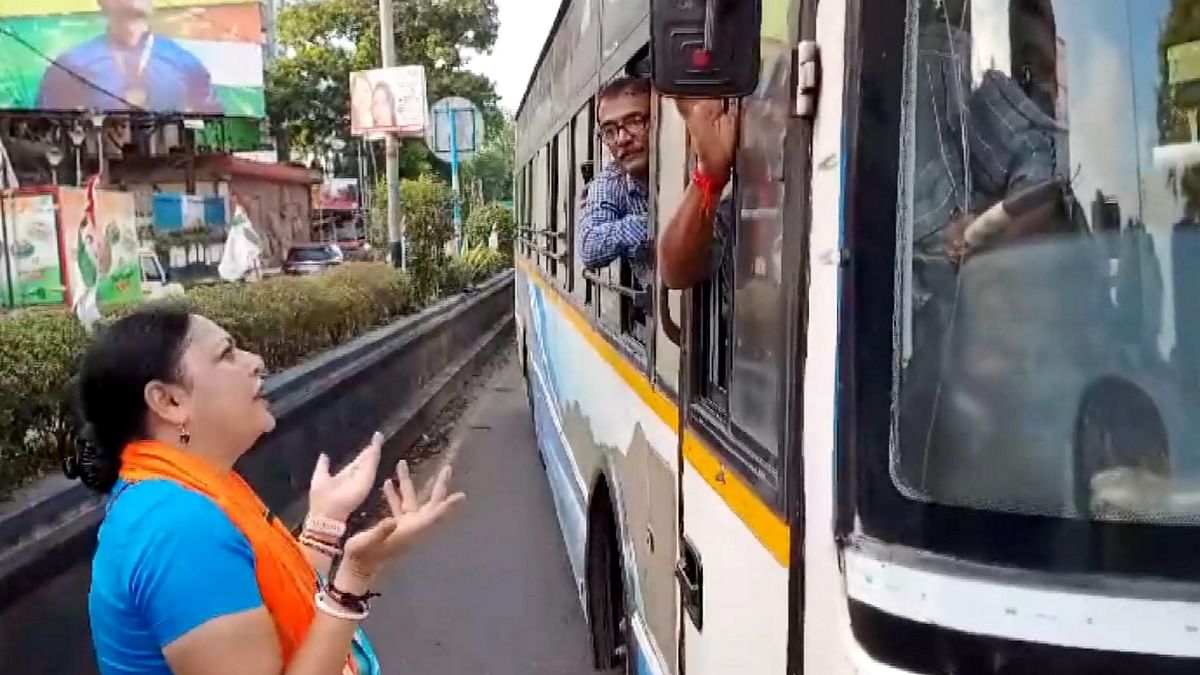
[60,185,143,313]
[0,193,65,308]
[316,178,359,210]
[0,1,265,116]
[350,66,429,137]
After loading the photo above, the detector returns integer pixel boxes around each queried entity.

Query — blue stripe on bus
[528,359,589,590]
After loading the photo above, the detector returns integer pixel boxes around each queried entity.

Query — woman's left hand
[308,432,384,523]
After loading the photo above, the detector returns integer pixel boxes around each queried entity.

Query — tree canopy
[267,0,503,174]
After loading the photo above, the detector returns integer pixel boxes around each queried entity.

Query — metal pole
[379,0,404,269]
[449,105,462,254]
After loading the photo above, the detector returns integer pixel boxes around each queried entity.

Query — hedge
[0,263,417,496]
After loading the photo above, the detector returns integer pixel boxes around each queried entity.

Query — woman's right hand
[336,460,466,589]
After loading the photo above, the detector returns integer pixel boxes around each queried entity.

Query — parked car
[283,243,343,275]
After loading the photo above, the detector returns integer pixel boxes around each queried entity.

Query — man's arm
[659,100,738,290]
[577,175,649,269]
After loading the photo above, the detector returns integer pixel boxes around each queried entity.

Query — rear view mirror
[650,0,761,98]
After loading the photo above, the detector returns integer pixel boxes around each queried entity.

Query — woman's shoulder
[102,480,250,552]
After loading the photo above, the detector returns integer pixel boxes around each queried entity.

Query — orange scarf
[120,440,356,674]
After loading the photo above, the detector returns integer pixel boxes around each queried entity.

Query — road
[363,355,597,674]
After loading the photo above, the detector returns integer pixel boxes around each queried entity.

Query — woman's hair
[66,306,193,493]
[372,83,396,122]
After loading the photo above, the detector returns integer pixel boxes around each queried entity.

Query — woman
[370,83,397,128]
[67,305,465,674]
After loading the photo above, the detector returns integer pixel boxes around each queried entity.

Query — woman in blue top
[70,306,465,674]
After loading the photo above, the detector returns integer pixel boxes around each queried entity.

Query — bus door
[654,0,815,672]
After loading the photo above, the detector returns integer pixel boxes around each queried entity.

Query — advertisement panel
[60,186,142,311]
[350,66,429,137]
[0,193,65,307]
[316,178,360,210]
[0,2,265,116]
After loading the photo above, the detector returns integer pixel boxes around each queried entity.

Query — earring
[179,425,191,446]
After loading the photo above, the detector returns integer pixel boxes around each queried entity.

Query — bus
[514,1,1200,673]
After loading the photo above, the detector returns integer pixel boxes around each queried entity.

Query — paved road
[363,356,596,674]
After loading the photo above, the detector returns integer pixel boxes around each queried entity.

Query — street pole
[379,0,404,269]
[448,104,461,254]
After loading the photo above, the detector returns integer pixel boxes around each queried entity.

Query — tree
[1160,0,1200,216]
[267,0,501,176]
[459,115,514,204]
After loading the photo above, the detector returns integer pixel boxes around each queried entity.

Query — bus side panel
[680,459,790,675]
[523,271,680,675]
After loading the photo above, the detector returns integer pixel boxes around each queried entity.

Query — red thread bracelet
[691,166,728,214]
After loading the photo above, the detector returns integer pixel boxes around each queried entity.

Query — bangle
[315,592,369,621]
[324,579,381,615]
[304,515,347,541]
[299,534,340,558]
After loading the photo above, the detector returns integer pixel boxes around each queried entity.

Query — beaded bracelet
[303,515,347,541]
[299,534,340,558]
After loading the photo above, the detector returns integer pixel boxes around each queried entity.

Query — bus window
[548,138,560,279]
[580,73,653,352]
[729,41,791,455]
[574,100,597,309]
[894,0,1200,524]
[556,125,574,290]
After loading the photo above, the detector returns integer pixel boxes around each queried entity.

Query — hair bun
[64,423,119,492]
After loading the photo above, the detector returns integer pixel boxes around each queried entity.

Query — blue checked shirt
[578,162,652,283]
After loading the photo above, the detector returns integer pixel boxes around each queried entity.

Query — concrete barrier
[0,271,514,674]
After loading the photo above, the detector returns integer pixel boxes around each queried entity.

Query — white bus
[514,0,1200,672]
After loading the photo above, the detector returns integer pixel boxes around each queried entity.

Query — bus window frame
[840,0,1200,582]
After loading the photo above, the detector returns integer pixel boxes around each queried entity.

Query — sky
[466,0,561,113]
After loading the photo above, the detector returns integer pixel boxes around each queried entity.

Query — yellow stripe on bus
[517,260,791,566]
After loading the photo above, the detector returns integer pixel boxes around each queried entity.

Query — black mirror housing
[650,0,761,98]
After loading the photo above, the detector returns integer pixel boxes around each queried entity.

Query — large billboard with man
[0,0,265,116]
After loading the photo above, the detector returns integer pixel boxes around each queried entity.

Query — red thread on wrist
[691,166,727,215]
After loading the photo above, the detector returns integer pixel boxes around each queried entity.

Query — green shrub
[402,176,455,301]
[465,202,515,255]
[462,247,509,283]
[0,263,415,495]
[0,311,88,493]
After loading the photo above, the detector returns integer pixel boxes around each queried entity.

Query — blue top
[90,479,380,674]
[36,33,220,114]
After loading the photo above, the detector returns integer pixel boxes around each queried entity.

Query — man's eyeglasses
[597,114,649,144]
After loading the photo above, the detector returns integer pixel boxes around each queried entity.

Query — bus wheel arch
[1072,376,1169,518]
[585,476,634,672]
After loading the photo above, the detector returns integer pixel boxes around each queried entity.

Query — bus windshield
[894,0,1200,525]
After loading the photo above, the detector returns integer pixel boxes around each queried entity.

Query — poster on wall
[60,184,142,324]
[0,0,266,116]
[349,66,428,137]
[1,193,65,308]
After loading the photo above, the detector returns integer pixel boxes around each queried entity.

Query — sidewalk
[363,356,595,674]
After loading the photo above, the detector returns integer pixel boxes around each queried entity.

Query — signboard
[61,184,142,324]
[350,66,429,137]
[316,178,360,211]
[1170,40,1200,86]
[0,1,266,116]
[427,96,486,163]
[0,193,65,308]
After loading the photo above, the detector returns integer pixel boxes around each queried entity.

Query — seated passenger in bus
[577,76,654,284]
[659,99,738,290]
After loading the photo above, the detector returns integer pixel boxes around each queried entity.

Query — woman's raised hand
[308,432,384,523]
[340,460,466,582]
